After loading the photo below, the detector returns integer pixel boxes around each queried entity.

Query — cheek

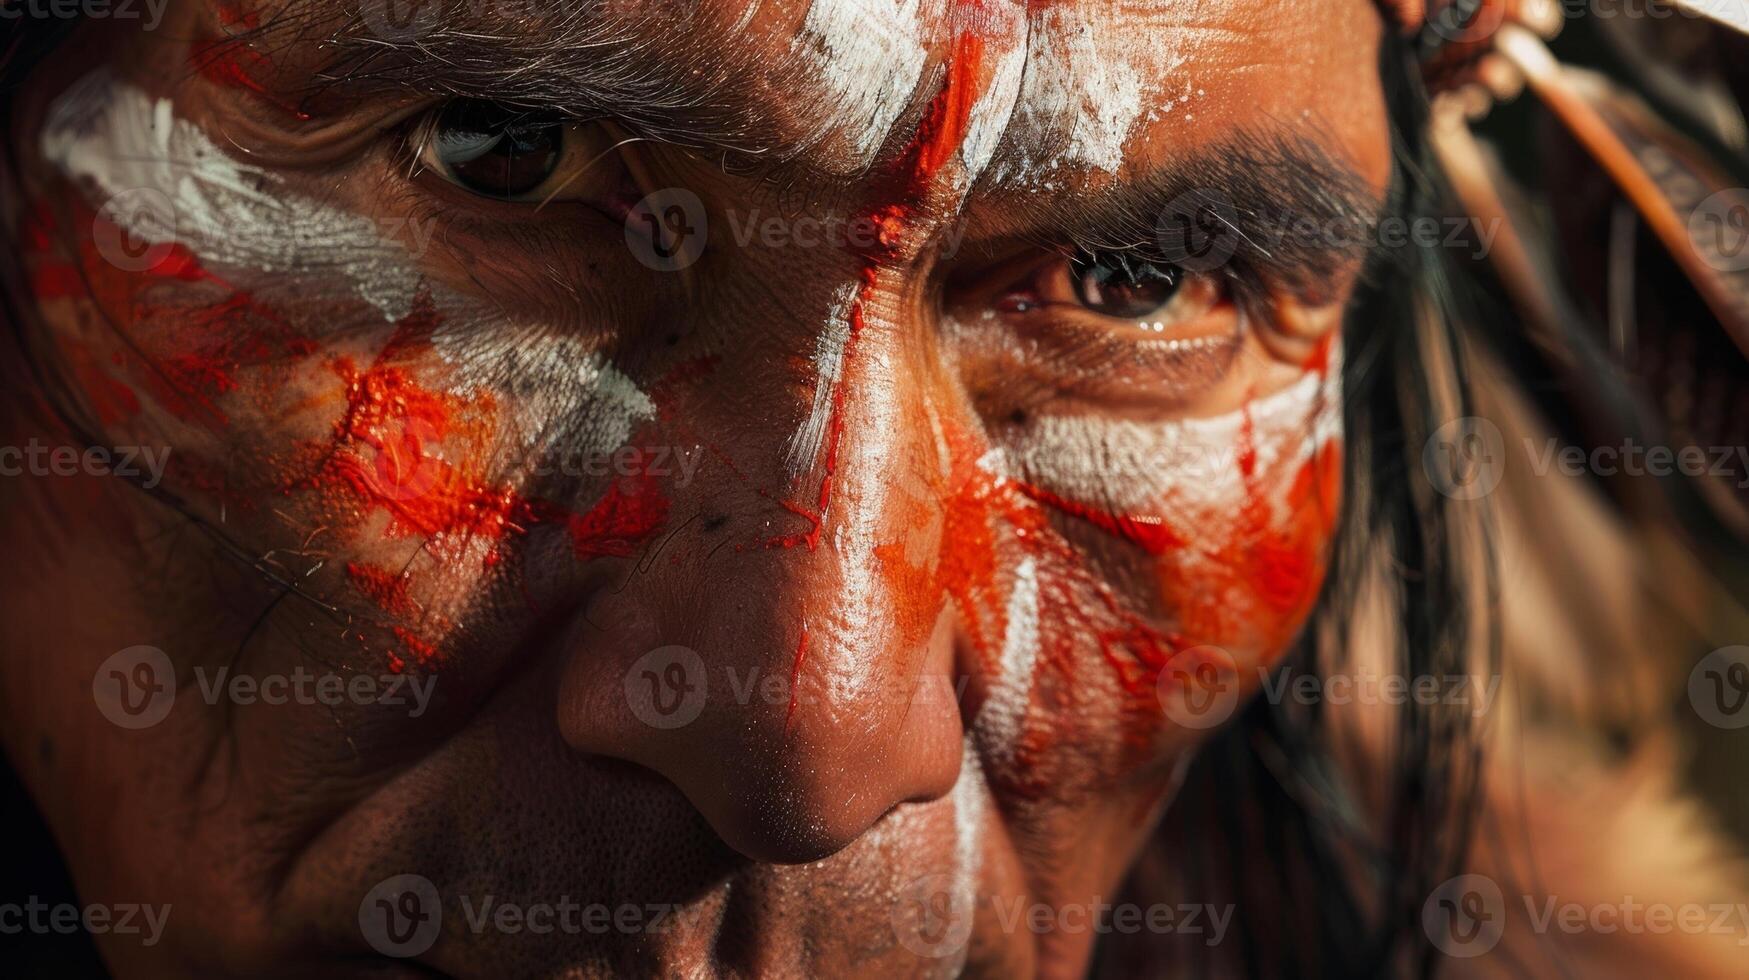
[22,192,678,674]
[24,74,690,674]
[949,342,1343,789]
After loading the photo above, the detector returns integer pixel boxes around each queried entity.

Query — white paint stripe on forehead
[998,347,1344,513]
[41,70,421,321]
[785,282,857,480]
[429,318,655,462]
[1051,9,1148,175]
[993,7,1175,183]
[792,0,931,167]
[957,23,1028,189]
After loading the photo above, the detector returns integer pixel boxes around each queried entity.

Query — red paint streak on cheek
[931,391,1344,760]
[1013,483,1183,555]
[311,322,673,666]
[1162,406,1343,657]
[315,307,669,548]
[345,561,417,617]
[24,199,314,427]
[565,474,670,560]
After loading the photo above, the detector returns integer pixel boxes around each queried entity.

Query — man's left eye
[419,100,570,200]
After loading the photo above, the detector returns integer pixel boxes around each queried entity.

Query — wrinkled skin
[0,1,1389,976]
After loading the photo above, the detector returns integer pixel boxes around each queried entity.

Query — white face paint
[954,3,1027,190]
[429,319,655,465]
[823,338,904,663]
[792,0,930,167]
[996,346,1345,515]
[971,555,1040,763]
[43,70,661,490]
[41,70,422,321]
[992,6,1181,184]
[951,741,986,918]
[785,282,858,480]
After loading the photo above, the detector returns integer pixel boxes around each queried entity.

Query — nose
[552,275,966,864]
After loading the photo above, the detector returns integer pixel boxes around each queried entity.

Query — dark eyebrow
[301,5,885,171]
[1005,130,1387,301]
[271,6,1386,292]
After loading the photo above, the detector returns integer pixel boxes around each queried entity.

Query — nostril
[701,512,731,533]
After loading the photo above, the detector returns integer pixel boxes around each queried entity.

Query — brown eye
[426,100,564,200]
[1069,250,1183,319]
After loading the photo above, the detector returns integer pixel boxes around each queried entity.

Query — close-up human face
[5,1,1749,977]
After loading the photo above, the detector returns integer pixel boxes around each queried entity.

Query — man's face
[3,1,1387,974]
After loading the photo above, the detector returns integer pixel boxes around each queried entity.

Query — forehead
[266,0,1390,191]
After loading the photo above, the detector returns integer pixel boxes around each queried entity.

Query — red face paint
[28,189,673,673]
[190,2,314,121]
[24,197,314,428]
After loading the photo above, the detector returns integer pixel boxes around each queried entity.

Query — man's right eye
[419,100,574,201]
[1067,250,1185,319]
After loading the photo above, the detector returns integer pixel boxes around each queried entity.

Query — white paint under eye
[429,318,655,461]
[1000,347,1344,514]
[973,556,1039,762]
[41,70,421,321]
[785,282,858,480]
[793,0,930,165]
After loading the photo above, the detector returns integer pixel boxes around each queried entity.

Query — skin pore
[0,1,1390,976]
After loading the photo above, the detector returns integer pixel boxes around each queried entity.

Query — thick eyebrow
[301,4,898,170]
[271,5,1385,293]
[1006,131,1387,300]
